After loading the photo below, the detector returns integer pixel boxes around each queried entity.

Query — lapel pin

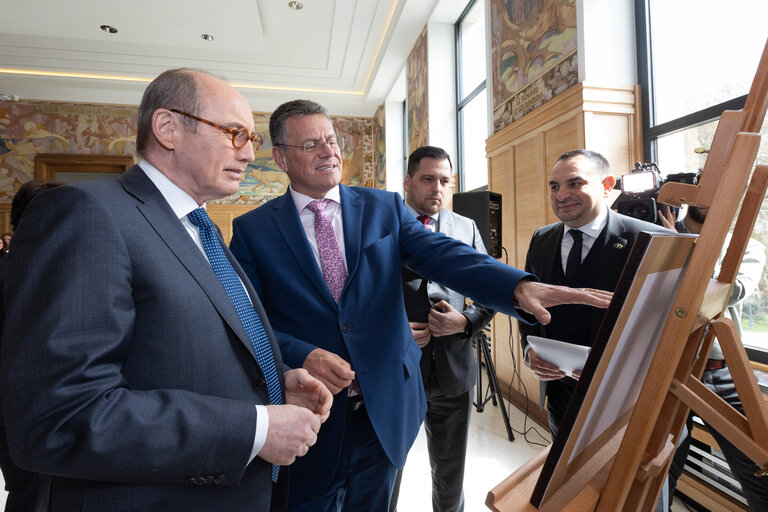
[613,242,625,249]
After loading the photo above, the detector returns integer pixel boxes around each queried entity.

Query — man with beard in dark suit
[519,149,668,438]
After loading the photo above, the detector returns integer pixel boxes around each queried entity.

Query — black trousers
[390,369,472,512]
[544,379,575,439]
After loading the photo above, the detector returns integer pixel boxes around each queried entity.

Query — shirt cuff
[248,404,269,464]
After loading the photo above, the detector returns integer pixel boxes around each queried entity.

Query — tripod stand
[474,330,515,442]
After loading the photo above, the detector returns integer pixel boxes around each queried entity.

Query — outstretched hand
[514,280,613,325]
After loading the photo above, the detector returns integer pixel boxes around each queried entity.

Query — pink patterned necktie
[416,215,431,227]
[306,199,347,302]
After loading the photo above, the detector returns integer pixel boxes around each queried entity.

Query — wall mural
[407,26,429,152]
[0,100,381,206]
[372,103,386,190]
[490,0,578,133]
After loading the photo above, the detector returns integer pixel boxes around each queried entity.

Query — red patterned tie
[417,215,431,227]
[307,199,347,302]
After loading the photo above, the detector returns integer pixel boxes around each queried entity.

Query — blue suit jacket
[1,166,285,511]
[230,185,531,495]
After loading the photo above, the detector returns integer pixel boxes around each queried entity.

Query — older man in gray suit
[390,146,495,512]
[0,68,331,512]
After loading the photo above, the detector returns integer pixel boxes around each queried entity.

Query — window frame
[455,0,486,193]
[635,0,766,361]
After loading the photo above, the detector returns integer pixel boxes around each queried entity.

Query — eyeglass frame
[169,109,263,151]
[273,137,345,153]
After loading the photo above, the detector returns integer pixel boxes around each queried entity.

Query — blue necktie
[187,207,282,482]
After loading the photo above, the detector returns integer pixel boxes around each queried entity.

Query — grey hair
[269,99,330,146]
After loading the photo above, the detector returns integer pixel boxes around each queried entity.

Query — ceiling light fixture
[201,34,214,42]
[100,25,118,34]
[288,1,303,10]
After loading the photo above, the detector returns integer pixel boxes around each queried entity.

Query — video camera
[613,162,698,224]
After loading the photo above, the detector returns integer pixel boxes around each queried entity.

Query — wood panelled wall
[486,83,642,422]
[209,204,258,243]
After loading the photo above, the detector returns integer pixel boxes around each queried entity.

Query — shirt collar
[404,202,439,222]
[563,204,609,239]
[139,159,203,219]
[289,185,342,213]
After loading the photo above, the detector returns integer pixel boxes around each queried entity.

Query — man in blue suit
[1,69,331,512]
[230,100,612,511]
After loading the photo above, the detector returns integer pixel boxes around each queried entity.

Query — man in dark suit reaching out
[1,68,331,512]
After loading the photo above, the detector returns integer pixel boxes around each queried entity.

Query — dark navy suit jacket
[230,185,532,496]
[1,166,285,511]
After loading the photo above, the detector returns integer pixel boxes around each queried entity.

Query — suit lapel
[120,166,258,362]
[270,192,337,308]
[437,209,454,238]
[594,210,631,290]
[340,185,362,287]
[539,224,564,282]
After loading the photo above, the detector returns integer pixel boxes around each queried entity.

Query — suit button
[254,378,266,389]
[342,324,351,333]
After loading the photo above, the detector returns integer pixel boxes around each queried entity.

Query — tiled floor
[396,398,549,511]
[0,399,690,511]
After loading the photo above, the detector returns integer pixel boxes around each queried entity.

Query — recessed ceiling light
[201,34,215,41]
[100,25,118,34]
[288,1,303,10]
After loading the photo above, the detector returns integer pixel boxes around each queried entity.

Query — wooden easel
[487,37,768,512]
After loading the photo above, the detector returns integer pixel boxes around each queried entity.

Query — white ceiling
[0,0,469,116]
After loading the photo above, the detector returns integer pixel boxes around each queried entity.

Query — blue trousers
[288,404,397,512]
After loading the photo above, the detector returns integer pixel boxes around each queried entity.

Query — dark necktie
[565,229,583,282]
[416,215,431,227]
[306,199,347,302]
[187,207,282,482]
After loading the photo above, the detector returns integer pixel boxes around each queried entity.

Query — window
[456,0,488,192]
[636,0,768,361]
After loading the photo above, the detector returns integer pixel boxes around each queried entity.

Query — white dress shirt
[560,204,609,273]
[289,185,349,271]
[405,203,438,232]
[139,160,268,464]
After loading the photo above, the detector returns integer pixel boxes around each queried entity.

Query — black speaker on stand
[452,190,513,441]
[452,190,502,259]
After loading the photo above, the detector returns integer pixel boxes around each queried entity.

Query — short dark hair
[269,100,330,146]
[136,68,215,158]
[10,180,64,229]
[554,149,611,179]
[406,145,452,177]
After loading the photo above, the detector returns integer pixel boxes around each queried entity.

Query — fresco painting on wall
[490,0,578,132]
[372,103,386,190]
[407,26,429,153]
[0,101,380,206]
[0,102,138,203]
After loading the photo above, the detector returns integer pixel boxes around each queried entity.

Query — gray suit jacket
[407,209,495,398]
[0,166,285,512]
